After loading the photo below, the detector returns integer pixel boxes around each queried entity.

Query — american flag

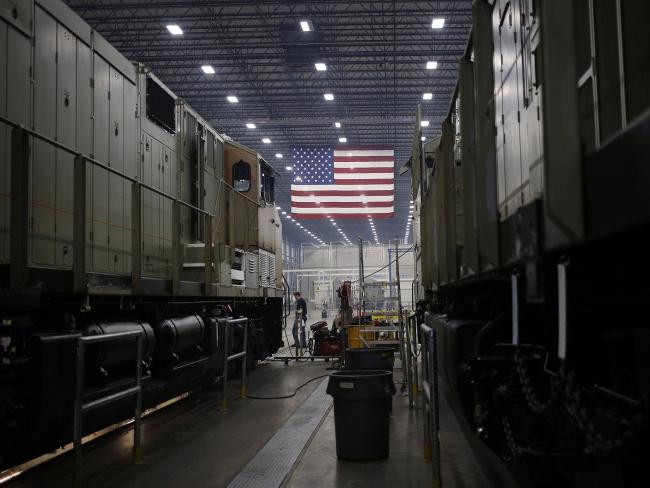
[290,145,395,218]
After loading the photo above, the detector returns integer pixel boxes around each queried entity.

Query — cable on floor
[246,374,331,400]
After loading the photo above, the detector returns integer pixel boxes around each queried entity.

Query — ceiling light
[420,120,430,127]
[334,122,341,128]
[282,211,287,215]
[431,18,445,29]
[285,165,293,171]
[201,65,215,74]
[423,93,433,100]
[324,93,334,101]
[226,95,239,103]
[262,138,271,144]
[275,153,283,159]
[339,137,347,143]
[315,62,327,71]
[246,123,256,129]
[295,176,302,182]
[166,24,183,36]
[426,61,438,70]
[409,205,414,209]
[421,136,426,142]
[276,206,281,210]
[300,20,313,32]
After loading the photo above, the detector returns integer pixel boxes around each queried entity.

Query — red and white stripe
[291,145,395,218]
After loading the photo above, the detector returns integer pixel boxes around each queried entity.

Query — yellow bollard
[221,398,228,411]
[240,386,247,398]
[133,446,142,464]
[424,443,432,462]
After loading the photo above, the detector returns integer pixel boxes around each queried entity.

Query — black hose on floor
[246,374,330,400]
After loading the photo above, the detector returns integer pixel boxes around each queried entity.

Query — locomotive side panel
[1,23,32,264]
[0,20,6,263]
[472,0,499,272]
[31,7,57,266]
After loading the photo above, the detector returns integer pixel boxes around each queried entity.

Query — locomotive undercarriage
[420,218,650,488]
[0,290,283,469]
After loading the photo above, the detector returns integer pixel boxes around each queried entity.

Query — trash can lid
[326,369,396,398]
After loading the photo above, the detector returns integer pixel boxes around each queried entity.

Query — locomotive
[0,0,284,468]
[409,1,650,487]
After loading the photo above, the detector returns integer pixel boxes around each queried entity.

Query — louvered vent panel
[269,254,276,287]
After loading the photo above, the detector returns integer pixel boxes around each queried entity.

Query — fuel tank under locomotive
[5,312,263,466]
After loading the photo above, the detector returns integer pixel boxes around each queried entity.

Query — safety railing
[73,330,144,488]
[0,116,264,296]
[420,323,442,488]
[220,317,249,410]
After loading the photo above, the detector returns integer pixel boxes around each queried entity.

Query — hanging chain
[514,348,558,414]
[559,366,648,453]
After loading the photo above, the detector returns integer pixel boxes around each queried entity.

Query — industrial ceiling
[64,0,473,247]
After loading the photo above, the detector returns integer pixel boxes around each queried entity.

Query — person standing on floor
[293,291,307,349]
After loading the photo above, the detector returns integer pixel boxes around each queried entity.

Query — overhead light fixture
[166,24,183,36]
[324,93,334,101]
[423,93,433,100]
[201,65,215,74]
[226,95,239,103]
[262,138,271,144]
[275,153,283,159]
[315,62,327,71]
[421,136,426,141]
[431,18,445,29]
[285,165,293,171]
[339,137,347,143]
[420,120,430,127]
[276,206,281,210]
[334,122,341,128]
[300,20,313,32]
[246,123,256,129]
[426,61,438,70]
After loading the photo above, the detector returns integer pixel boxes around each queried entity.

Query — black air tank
[156,315,205,356]
[84,320,155,368]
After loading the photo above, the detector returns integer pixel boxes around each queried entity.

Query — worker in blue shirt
[292,291,307,349]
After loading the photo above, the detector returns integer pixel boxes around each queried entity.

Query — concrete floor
[286,363,497,488]
[6,357,512,488]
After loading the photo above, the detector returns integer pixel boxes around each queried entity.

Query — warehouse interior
[1,0,649,487]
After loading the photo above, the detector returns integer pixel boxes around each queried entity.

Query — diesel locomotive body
[409,1,650,486]
[0,0,284,467]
